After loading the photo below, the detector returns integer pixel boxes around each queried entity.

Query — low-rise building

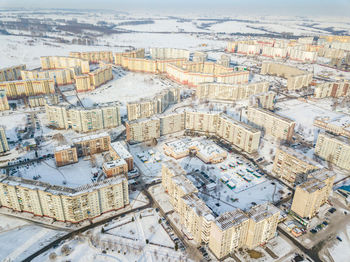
[109,141,134,171]
[103,159,128,177]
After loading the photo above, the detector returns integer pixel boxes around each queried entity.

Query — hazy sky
[0,0,349,16]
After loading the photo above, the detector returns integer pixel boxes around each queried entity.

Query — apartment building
[166,62,249,87]
[21,68,75,86]
[185,111,219,134]
[126,111,260,154]
[314,117,350,139]
[289,49,318,63]
[262,46,288,59]
[260,63,313,90]
[54,145,78,167]
[0,127,9,153]
[110,141,134,171]
[0,174,129,223]
[0,65,26,82]
[40,56,90,74]
[70,51,114,63]
[150,48,190,60]
[272,146,318,184]
[103,159,128,177]
[75,65,113,92]
[313,80,350,98]
[315,132,350,171]
[245,203,280,249]
[249,91,276,110]
[217,54,231,67]
[161,159,186,192]
[209,210,249,260]
[28,94,60,108]
[0,79,55,99]
[247,107,295,141]
[179,193,214,244]
[0,90,10,111]
[72,132,111,156]
[159,113,185,136]
[113,49,145,66]
[125,117,160,143]
[45,102,121,133]
[216,114,261,153]
[127,88,180,121]
[196,82,269,101]
[192,52,208,63]
[291,169,335,219]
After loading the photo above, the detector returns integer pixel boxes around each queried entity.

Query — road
[22,187,153,262]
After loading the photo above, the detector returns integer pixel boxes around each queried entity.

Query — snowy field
[0,214,65,262]
[33,209,187,262]
[10,155,104,187]
[275,99,342,143]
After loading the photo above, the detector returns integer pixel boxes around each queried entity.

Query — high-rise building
[291,169,335,219]
[247,107,295,141]
[0,65,26,82]
[0,174,129,223]
[315,132,350,171]
[0,90,10,111]
[0,79,55,99]
[0,127,9,153]
[272,146,318,184]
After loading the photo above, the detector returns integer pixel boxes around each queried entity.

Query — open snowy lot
[0,214,65,262]
[32,208,187,262]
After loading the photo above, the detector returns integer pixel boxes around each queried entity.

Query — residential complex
[291,169,335,219]
[272,146,318,184]
[166,61,249,87]
[40,56,90,74]
[28,94,60,108]
[196,82,269,101]
[109,141,134,171]
[0,79,55,99]
[161,160,280,259]
[69,51,114,63]
[260,63,313,90]
[0,127,9,153]
[75,65,113,92]
[45,102,121,133]
[247,107,295,141]
[126,88,180,121]
[0,174,129,223]
[313,80,350,98]
[315,132,350,171]
[126,111,261,153]
[150,48,190,60]
[21,68,76,86]
[0,65,26,82]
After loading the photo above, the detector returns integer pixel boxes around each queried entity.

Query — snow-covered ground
[0,214,65,262]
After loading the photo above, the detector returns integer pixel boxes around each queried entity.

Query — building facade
[315,133,350,171]
[247,107,295,141]
[0,174,128,223]
[0,127,9,153]
[0,65,26,82]
[0,79,55,99]
[0,90,10,111]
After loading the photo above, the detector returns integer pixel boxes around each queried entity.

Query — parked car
[336,236,342,242]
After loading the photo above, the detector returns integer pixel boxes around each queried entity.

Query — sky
[0,0,349,16]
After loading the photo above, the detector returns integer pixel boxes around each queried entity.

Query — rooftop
[248,203,280,223]
[110,141,132,159]
[103,158,127,169]
[215,209,249,230]
[171,175,198,195]
[181,193,214,221]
